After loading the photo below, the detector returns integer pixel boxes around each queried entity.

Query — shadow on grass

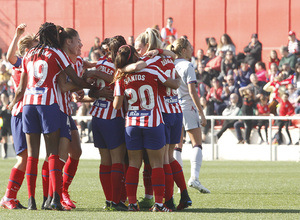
[181,208,300,213]
[75,207,300,213]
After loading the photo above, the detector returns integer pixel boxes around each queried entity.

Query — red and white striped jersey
[142,55,182,113]
[89,56,123,119]
[114,67,168,127]
[22,46,70,106]
[57,56,84,115]
[11,66,23,116]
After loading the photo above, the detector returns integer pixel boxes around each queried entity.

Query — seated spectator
[205,48,222,79]
[287,84,300,113]
[279,46,297,70]
[195,49,209,68]
[268,63,280,82]
[243,33,262,71]
[221,74,240,106]
[0,64,11,93]
[215,93,240,140]
[235,61,252,88]
[206,37,218,52]
[196,62,211,97]
[255,61,268,82]
[281,63,294,78]
[294,62,300,88]
[287,31,300,58]
[88,37,101,61]
[206,77,225,115]
[216,33,236,56]
[220,50,238,82]
[268,50,280,69]
[234,88,256,144]
[239,73,267,102]
[256,95,270,144]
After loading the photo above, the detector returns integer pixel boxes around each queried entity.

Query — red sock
[120,164,128,202]
[163,164,174,201]
[48,155,63,198]
[170,160,187,191]
[152,168,165,204]
[143,163,153,196]
[99,164,112,201]
[42,161,49,198]
[26,157,38,199]
[5,168,25,199]
[111,163,124,204]
[63,156,79,193]
[126,166,139,204]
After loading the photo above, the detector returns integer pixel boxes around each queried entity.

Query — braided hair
[32,22,61,57]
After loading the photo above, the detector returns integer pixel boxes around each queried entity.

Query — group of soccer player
[0,21,210,212]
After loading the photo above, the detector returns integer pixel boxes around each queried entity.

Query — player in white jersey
[1,24,37,210]
[113,45,180,212]
[9,22,94,211]
[171,37,210,194]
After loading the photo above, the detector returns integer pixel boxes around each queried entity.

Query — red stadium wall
[1,0,300,63]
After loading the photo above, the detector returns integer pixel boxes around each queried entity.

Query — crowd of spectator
[2,21,300,147]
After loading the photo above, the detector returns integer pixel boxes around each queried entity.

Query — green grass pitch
[0,159,300,219]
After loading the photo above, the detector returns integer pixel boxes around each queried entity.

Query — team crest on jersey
[164,96,179,104]
[128,110,151,117]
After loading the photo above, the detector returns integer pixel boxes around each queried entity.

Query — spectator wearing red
[268,50,280,69]
[287,31,300,56]
[276,92,294,145]
[161,17,177,45]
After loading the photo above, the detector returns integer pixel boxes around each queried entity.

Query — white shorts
[182,107,201,131]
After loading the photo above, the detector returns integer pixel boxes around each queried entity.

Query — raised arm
[7,23,26,65]
[121,60,147,73]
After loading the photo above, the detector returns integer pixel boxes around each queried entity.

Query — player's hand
[200,115,207,127]
[16,23,26,37]
[144,49,159,58]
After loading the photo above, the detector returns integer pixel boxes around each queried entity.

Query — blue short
[92,116,125,149]
[163,113,183,144]
[69,116,78,131]
[22,104,60,134]
[125,123,166,151]
[11,114,27,155]
[60,111,72,141]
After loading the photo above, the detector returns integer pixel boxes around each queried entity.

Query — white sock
[190,146,202,179]
[173,150,183,167]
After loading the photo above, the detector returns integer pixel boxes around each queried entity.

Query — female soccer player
[88,35,128,211]
[113,45,179,212]
[10,22,94,210]
[171,37,210,194]
[1,23,37,210]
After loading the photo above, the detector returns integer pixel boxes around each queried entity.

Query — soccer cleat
[150,203,172,212]
[27,196,37,210]
[110,202,128,211]
[188,178,211,193]
[103,201,112,211]
[128,203,140,211]
[177,189,192,210]
[0,197,18,210]
[51,192,70,211]
[15,200,27,209]
[164,197,176,211]
[62,191,76,209]
[42,196,52,210]
[138,197,154,208]
[61,200,72,211]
